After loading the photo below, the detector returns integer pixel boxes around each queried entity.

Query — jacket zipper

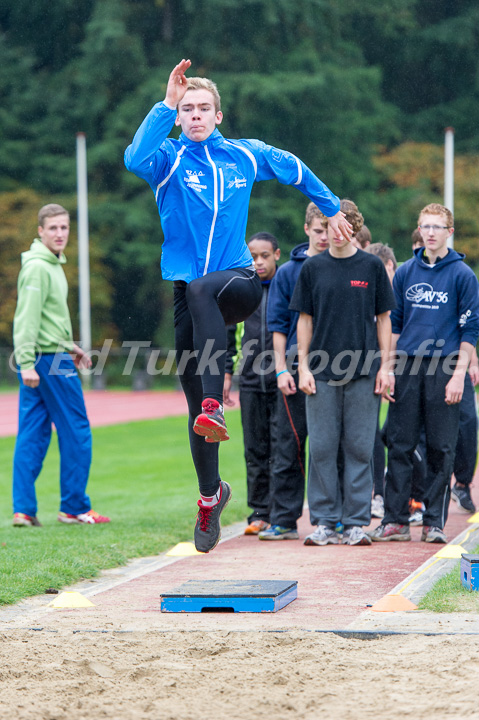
[203,145,219,275]
[219,168,224,202]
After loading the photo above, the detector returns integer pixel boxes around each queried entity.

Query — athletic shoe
[371,495,385,519]
[13,512,42,527]
[451,484,476,514]
[258,525,299,541]
[193,398,229,442]
[342,526,372,546]
[368,523,411,542]
[409,498,424,513]
[304,525,339,546]
[409,510,423,526]
[194,480,231,553]
[422,526,447,544]
[58,509,111,525]
[244,519,269,535]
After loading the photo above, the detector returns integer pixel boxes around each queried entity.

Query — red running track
[0,390,194,438]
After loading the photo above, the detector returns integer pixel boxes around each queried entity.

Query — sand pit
[1,629,479,719]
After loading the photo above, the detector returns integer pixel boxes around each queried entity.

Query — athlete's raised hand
[164,59,192,109]
[328,211,353,243]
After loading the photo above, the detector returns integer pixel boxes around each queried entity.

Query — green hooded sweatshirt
[13,239,74,370]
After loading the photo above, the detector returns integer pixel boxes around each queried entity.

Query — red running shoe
[193,398,229,442]
[58,509,110,525]
[13,513,42,527]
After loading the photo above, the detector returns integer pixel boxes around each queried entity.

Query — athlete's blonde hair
[183,77,221,113]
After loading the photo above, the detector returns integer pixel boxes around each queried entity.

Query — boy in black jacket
[224,232,280,534]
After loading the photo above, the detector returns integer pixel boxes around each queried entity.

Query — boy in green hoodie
[12,203,110,527]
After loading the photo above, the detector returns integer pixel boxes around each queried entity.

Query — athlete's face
[175,89,223,142]
[304,217,329,255]
[418,213,454,256]
[38,214,70,255]
[248,239,280,281]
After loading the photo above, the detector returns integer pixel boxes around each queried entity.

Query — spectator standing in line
[12,204,110,527]
[382,229,478,524]
[451,354,479,514]
[352,224,372,250]
[259,203,331,540]
[411,228,424,251]
[370,203,479,544]
[365,243,398,521]
[224,232,280,535]
[291,200,395,547]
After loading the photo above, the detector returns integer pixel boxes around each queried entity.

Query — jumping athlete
[124,59,352,552]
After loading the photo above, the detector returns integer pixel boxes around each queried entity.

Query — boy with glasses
[370,203,479,544]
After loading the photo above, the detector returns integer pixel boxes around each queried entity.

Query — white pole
[76,133,92,384]
[444,127,454,248]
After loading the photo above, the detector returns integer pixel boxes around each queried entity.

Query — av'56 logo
[405,282,448,304]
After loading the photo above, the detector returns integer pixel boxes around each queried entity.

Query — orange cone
[370,594,418,612]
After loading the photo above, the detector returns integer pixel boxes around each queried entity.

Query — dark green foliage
[0,0,478,344]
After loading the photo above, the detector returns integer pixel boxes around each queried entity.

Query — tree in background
[0,0,478,348]
[0,190,114,347]
[373,142,479,264]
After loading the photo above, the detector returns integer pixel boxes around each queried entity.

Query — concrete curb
[348,522,479,633]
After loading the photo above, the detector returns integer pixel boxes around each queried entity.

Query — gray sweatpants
[306,376,380,528]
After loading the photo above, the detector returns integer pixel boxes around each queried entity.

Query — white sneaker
[342,526,372,546]
[304,525,339,546]
[371,495,385,518]
[408,510,423,526]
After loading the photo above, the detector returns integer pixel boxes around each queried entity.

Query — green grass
[0,412,248,605]
[418,546,479,613]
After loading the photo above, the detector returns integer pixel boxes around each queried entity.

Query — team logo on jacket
[351,280,368,288]
[227,176,247,190]
[184,169,207,192]
[405,283,448,305]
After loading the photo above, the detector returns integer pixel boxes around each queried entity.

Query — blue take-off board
[461,554,479,591]
[160,579,298,613]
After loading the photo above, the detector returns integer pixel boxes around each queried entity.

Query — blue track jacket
[391,247,479,356]
[124,102,340,283]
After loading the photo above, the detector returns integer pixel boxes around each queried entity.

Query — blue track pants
[13,353,92,516]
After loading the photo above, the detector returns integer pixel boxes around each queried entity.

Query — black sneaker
[194,481,231,553]
[451,484,476,514]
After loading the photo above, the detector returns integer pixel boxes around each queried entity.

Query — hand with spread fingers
[328,211,353,243]
[164,59,192,109]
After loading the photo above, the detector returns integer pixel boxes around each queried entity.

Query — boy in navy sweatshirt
[370,203,479,544]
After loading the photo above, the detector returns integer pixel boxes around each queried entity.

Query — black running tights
[173,267,261,496]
